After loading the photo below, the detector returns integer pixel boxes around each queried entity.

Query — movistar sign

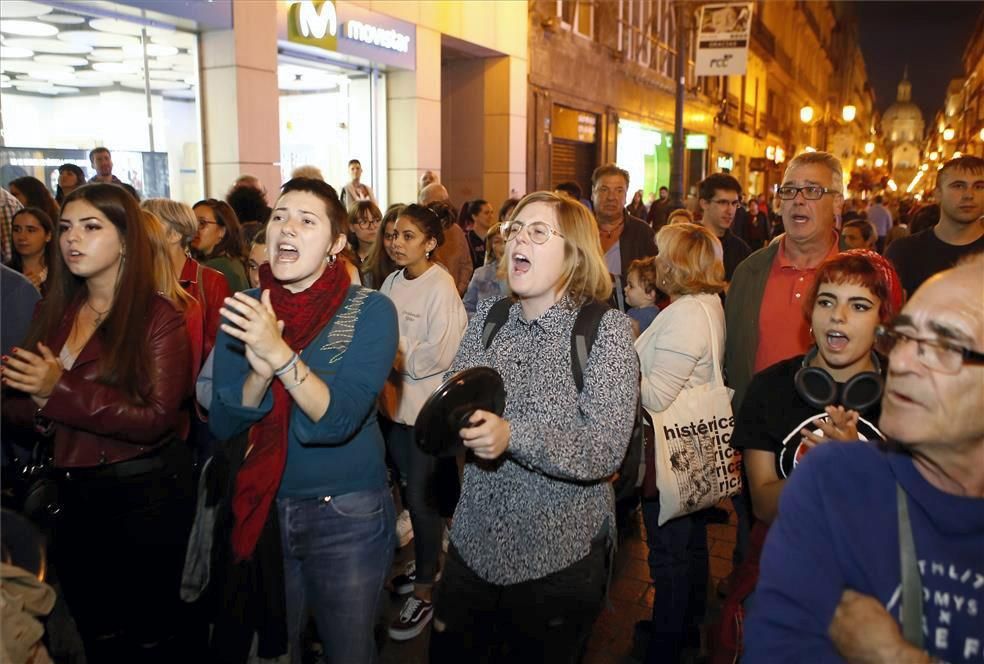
[345,19,410,54]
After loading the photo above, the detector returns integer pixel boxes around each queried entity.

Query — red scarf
[231,261,351,561]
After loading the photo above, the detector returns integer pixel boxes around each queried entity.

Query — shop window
[557,0,594,39]
[0,3,203,202]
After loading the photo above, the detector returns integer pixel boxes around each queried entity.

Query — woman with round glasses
[715,249,904,660]
[347,200,382,276]
[192,198,249,292]
[429,191,639,661]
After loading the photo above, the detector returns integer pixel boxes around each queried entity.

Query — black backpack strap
[571,300,611,392]
[481,298,514,350]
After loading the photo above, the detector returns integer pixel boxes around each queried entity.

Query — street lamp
[856,158,865,167]
[929,151,939,161]
[943,127,955,141]
[842,105,857,123]
[800,105,815,124]
[864,142,875,154]
[875,158,884,168]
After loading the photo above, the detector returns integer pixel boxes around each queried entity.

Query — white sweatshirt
[379,264,468,425]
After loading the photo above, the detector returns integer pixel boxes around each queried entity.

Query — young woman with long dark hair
[208,178,399,663]
[2,183,194,662]
[379,204,468,641]
[192,198,249,292]
[7,207,57,294]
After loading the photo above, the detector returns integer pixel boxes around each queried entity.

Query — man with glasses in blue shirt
[745,254,984,664]
[698,173,751,282]
[721,152,843,578]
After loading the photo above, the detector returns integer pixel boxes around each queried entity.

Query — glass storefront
[277,55,385,200]
[0,0,204,202]
[616,119,672,199]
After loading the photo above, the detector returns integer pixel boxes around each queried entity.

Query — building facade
[0,0,530,208]
[526,0,874,203]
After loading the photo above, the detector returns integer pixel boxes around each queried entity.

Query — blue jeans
[277,488,395,664]
[642,497,708,663]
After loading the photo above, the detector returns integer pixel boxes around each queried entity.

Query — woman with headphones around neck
[714,250,905,661]
[732,250,904,524]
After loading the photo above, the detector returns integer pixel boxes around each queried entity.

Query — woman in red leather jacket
[2,183,195,663]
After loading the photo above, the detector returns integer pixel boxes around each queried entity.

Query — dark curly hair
[227,184,272,225]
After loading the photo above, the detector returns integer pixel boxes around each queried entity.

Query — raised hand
[220,290,291,378]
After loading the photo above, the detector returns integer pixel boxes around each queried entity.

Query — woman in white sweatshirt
[633,223,726,663]
[379,203,468,641]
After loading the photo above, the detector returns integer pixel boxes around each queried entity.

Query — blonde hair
[655,223,726,295]
[142,198,197,249]
[500,191,612,305]
[143,210,195,311]
[667,208,694,225]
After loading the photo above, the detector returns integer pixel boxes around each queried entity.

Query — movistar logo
[288,1,339,50]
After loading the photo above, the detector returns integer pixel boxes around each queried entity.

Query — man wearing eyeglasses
[698,173,751,282]
[744,254,984,664]
[886,155,984,297]
[725,151,844,412]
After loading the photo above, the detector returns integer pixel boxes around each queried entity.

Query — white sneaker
[395,509,414,549]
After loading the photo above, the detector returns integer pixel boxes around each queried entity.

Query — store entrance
[278,56,382,199]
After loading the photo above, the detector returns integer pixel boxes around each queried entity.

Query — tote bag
[646,298,741,525]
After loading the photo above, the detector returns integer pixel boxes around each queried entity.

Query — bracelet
[274,352,299,377]
[283,367,310,391]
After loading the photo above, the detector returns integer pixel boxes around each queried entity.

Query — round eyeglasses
[500,220,565,244]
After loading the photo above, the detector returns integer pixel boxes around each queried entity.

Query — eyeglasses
[357,217,382,229]
[500,220,565,244]
[776,185,838,201]
[875,324,984,375]
[197,219,220,230]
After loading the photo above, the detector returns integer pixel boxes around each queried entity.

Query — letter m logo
[288,1,338,50]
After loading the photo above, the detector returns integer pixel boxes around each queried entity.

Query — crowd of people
[0,149,981,664]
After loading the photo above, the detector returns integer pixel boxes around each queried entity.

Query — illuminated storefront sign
[686,134,709,150]
[284,1,416,70]
[765,145,786,164]
[717,154,735,170]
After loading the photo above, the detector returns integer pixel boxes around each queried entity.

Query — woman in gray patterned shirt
[430,191,640,662]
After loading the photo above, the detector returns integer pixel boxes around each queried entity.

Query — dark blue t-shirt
[745,441,984,663]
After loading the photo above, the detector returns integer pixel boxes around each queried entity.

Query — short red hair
[803,249,904,324]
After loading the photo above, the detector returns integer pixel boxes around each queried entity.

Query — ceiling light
[89,18,169,38]
[34,54,88,66]
[122,43,178,58]
[49,72,115,87]
[88,48,126,62]
[120,77,188,91]
[58,30,139,48]
[92,61,140,74]
[0,45,34,58]
[150,31,195,49]
[149,69,190,81]
[2,37,91,54]
[38,13,86,25]
[2,61,73,76]
[0,1,53,19]
[0,19,58,37]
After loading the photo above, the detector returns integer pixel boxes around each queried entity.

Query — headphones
[794,346,884,412]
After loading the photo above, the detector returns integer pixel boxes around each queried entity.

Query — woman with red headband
[714,250,904,661]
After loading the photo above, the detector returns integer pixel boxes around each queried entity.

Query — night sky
[853,1,982,120]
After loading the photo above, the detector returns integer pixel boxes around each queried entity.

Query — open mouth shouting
[275,242,299,263]
[511,251,531,275]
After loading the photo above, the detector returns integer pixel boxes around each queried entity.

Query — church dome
[882,68,924,145]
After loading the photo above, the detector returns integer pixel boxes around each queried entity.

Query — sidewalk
[378,503,738,663]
